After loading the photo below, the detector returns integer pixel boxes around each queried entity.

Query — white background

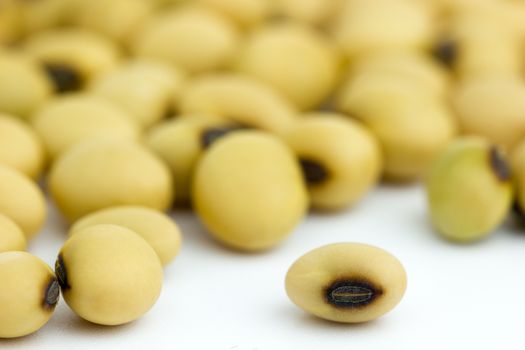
[1,184,524,349]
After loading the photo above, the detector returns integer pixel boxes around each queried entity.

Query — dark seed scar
[300,159,328,185]
[43,278,60,311]
[55,254,70,291]
[512,200,525,220]
[325,280,382,308]
[44,64,84,93]
[489,146,511,182]
[433,39,457,68]
[200,126,245,149]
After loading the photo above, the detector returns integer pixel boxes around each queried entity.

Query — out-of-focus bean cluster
[1,0,525,335]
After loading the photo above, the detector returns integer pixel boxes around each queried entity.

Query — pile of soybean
[1,0,525,337]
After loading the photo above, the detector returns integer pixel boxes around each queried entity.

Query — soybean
[285,243,407,323]
[0,251,59,338]
[283,113,381,210]
[32,94,139,160]
[0,164,46,239]
[70,206,182,266]
[49,139,173,222]
[193,131,308,251]
[56,224,163,325]
[0,113,45,178]
[426,138,513,242]
[0,213,26,253]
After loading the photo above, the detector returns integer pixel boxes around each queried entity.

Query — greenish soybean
[426,137,513,242]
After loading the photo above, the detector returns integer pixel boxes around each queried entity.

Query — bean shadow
[274,301,386,333]
[50,303,139,337]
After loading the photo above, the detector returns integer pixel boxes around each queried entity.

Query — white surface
[1,184,524,349]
